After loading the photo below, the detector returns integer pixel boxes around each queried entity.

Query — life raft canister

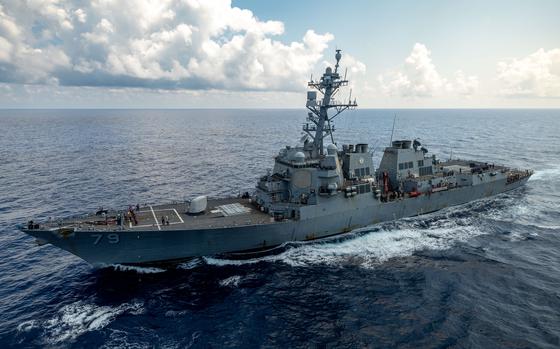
[409,191,421,198]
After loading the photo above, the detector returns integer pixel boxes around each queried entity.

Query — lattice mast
[304,49,357,158]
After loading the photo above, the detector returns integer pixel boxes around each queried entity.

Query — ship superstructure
[253,49,358,221]
[20,50,533,266]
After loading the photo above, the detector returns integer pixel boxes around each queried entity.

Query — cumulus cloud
[497,48,560,98]
[454,70,479,96]
[378,43,478,98]
[0,0,335,91]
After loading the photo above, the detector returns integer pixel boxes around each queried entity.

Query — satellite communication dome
[325,67,332,75]
[326,144,338,155]
[293,151,305,162]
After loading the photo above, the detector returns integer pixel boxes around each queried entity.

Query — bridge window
[399,162,415,170]
[354,168,371,177]
[419,166,433,176]
[418,160,424,167]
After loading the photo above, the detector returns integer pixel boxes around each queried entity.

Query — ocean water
[0,109,559,348]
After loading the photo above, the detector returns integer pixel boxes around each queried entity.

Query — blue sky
[0,0,559,108]
[236,0,560,64]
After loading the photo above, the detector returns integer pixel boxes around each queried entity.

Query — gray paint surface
[20,50,533,265]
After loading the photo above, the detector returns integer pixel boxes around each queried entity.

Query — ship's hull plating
[24,177,529,266]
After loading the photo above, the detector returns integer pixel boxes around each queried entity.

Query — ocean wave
[530,166,560,182]
[109,264,167,274]
[275,224,484,268]
[40,300,144,344]
[164,310,189,318]
[3,110,559,348]
[100,329,152,349]
[483,193,559,231]
[16,319,37,333]
[219,275,242,287]
[205,213,486,269]
[503,231,539,242]
[177,258,204,270]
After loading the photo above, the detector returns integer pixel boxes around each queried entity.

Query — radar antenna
[304,49,357,157]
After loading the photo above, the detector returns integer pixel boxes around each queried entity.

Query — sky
[0,0,559,108]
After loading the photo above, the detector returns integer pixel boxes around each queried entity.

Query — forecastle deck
[32,198,274,233]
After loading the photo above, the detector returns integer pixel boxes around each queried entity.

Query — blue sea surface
[0,109,559,348]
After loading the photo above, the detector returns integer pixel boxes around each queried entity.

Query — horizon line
[1,107,560,110]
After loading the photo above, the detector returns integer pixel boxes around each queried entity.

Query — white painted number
[108,234,120,244]
[91,233,120,245]
[91,234,103,245]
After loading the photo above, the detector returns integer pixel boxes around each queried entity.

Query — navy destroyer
[20,50,533,266]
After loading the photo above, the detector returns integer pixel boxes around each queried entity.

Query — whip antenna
[389,114,397,146]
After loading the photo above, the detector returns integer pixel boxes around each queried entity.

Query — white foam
[219,275,242,287]
[187,331,202,348]
[17,320,37,332]
[177,258,203,270]
[42,300,143,344]
[282,224,483,268]
[530,166,560,181]
[539,225,560,230]
[110,264,166,274]
[484,196,559,230]
[506,231,539,242]
[203,255,277,266]
[165,309,188,317]
[100,328,152,349]
[205,217,486,269]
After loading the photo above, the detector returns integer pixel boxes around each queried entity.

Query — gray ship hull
[23,176,529,266]
[17,50,534,267]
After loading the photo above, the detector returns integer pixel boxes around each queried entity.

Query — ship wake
[204,196,529,269]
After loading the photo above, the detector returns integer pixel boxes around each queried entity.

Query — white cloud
[322,53,370,103]
[454,70,479,96]
[0,0,335,91]
[379,43,445,97]
[0,4,71,83]
[497,48,560,98]
[74,9,87,24]
[26,0,74,30]
[0,36,13,62]
[81,18,114,44]
[0,5,21,39]
[378,43,478,98]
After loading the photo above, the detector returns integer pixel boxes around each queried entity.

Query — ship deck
[38,198,275,232]
[440,159,507,170]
